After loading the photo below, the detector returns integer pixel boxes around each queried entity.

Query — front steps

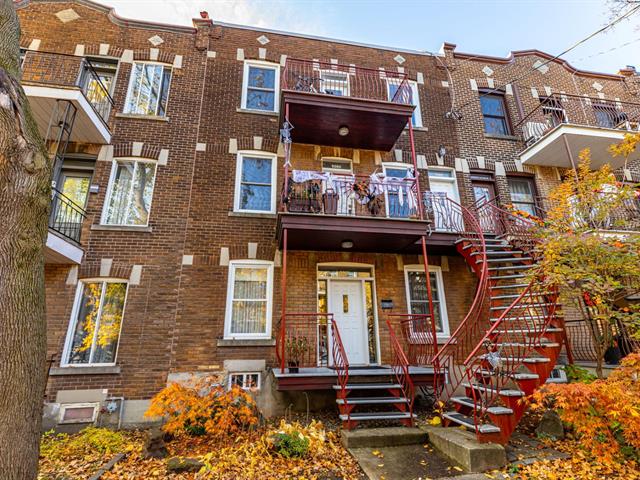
[446,233,565,444]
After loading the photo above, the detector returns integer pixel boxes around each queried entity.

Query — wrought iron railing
[282,170,420,219]
[49,189,87,243]
[393,314,437,366]
[565,317,640,364]
[515,93,640,146]
[21,50,114,124]
[275,312,334,372]
[331,317,349,407]
[386,318,414,425]
[425,195,491,399]
[282,58,412,104]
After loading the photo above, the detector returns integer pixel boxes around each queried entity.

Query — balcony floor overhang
[281,90,414,151]
[520,124,636,169]
[277,212,434,252]
[45,231,83,264]
[24,84,111,144]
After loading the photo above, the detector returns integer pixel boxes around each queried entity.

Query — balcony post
[280,228,288,373]
[562,134,580,183]
[420,235,438,359]
[407,120,425,221]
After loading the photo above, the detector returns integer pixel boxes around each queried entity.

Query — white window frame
[403,265,450,338]
[224,260,274,340]
[233,151,278,214]
[387,79,422,128]
[61,278,129,367]
[101,157,158,227]
[123,61,173,117]
[317,69,350,96]
[58,403,100,424]
[241,60,280,113]
[228,372,262,391]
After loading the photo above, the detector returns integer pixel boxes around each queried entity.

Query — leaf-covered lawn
[38,421,363,480]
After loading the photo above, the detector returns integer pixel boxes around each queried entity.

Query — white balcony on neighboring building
[518,94,640,170]
[22,51,113,144]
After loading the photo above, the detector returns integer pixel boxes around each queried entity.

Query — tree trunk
[0,2,50,479]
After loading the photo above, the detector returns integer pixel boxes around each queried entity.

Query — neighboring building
[16,0,640,440]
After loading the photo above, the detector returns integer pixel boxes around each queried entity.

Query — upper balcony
[276,168,433,252]
[21,51,113,144]
[517,93,640,170]
[45,189,86,264]
[280,58,415,151]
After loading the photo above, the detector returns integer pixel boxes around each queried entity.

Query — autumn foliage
[531,353,640,465]
[145,375,259,438]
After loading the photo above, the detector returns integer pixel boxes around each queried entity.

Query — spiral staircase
[425,195,566,444]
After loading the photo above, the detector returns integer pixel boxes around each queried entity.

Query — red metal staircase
[427,196,565,444]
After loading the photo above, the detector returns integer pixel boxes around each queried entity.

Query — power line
[452,3,640,113]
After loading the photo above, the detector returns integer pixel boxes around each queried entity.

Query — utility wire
[452,3,640,113]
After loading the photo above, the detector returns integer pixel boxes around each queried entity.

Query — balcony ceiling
[45,232,83,264]
[24,85,111,144]
[281,90,415,151]
[519,124,637,170]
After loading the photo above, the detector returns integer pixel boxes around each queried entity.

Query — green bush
[271,430,310,458]
[40,427,125,460]
[563,364,597,384]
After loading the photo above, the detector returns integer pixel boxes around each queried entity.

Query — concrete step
[339,411,416,422]
[462,382,525,397]
[476,370,540,381]
[340,426,428,448]
[478,257,532,264]
[490,283,530,290]
[442,411,501,433]
[336,396,409,405]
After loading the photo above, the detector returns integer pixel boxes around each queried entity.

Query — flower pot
[288,361,300,374]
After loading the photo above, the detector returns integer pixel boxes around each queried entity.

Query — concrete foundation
[426,426,506,473]
[341,427,428,448]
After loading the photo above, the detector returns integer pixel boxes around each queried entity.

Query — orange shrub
[531,353,640,464]
[145,375,259,438]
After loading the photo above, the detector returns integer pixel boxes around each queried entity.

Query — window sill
[404,126,428,132]
[217,338,276,347]
[228,211,277,219]
[484,133,520,141]
[236,108,279,117]
[50,366,121,376]
[91,224,153,232]
[115,113,170,122]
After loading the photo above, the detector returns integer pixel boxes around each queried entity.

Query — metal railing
[331,317,350,410]
[49,189,87,243]
[426,195,491,400]
[515,93,640,146]
[565,317,640,364]
[22,50,114,125]
[275,313,334,372]
[282,58,412,104]
[282,170,420,219]
[393,314,437,366]
[386,318,415,425]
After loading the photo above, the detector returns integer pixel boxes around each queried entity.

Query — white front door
[330,280,368,365]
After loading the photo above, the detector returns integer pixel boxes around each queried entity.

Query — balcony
[517,94,640,169]
[277,169,432,252]
[21,51,113,144]
[280,58,415,151]
[45,189,85,264]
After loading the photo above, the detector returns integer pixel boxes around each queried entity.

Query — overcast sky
[99,0,638,74]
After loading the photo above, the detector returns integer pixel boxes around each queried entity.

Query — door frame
[427,167,460,231]
[317,263,381,367]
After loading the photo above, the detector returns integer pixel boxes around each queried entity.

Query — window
[321,157,353,174]
[508,177,537,216]
[124,62,172,116]
[382,163,415,218]
[480,93,510,135]
[224,261,274,339]
[404,266,449,336]
[102,158,157,226]
[234,152,277,213]
[59,403,99,424]
[241,61,279,112]
[82,58,117,119]
[319,70,350,96]
[388,80,422,127]
[62,280,128,366]
[229,372,261,391]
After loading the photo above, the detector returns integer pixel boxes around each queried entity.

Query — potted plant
[285,336,310,373]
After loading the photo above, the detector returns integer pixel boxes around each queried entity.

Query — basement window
[229,372,261,391]
[59,403,99,424]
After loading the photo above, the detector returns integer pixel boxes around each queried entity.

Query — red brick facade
[16,0,640,423]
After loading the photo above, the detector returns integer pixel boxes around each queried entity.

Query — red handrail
[425,195,490,400]
[386,318,415,424]
[331,317,349,405]
[276,312,335,373]
[392,314,437,365]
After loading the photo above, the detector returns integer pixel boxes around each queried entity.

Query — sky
[99,0,639,74]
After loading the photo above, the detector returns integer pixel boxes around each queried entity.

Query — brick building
[15,0,640,434]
